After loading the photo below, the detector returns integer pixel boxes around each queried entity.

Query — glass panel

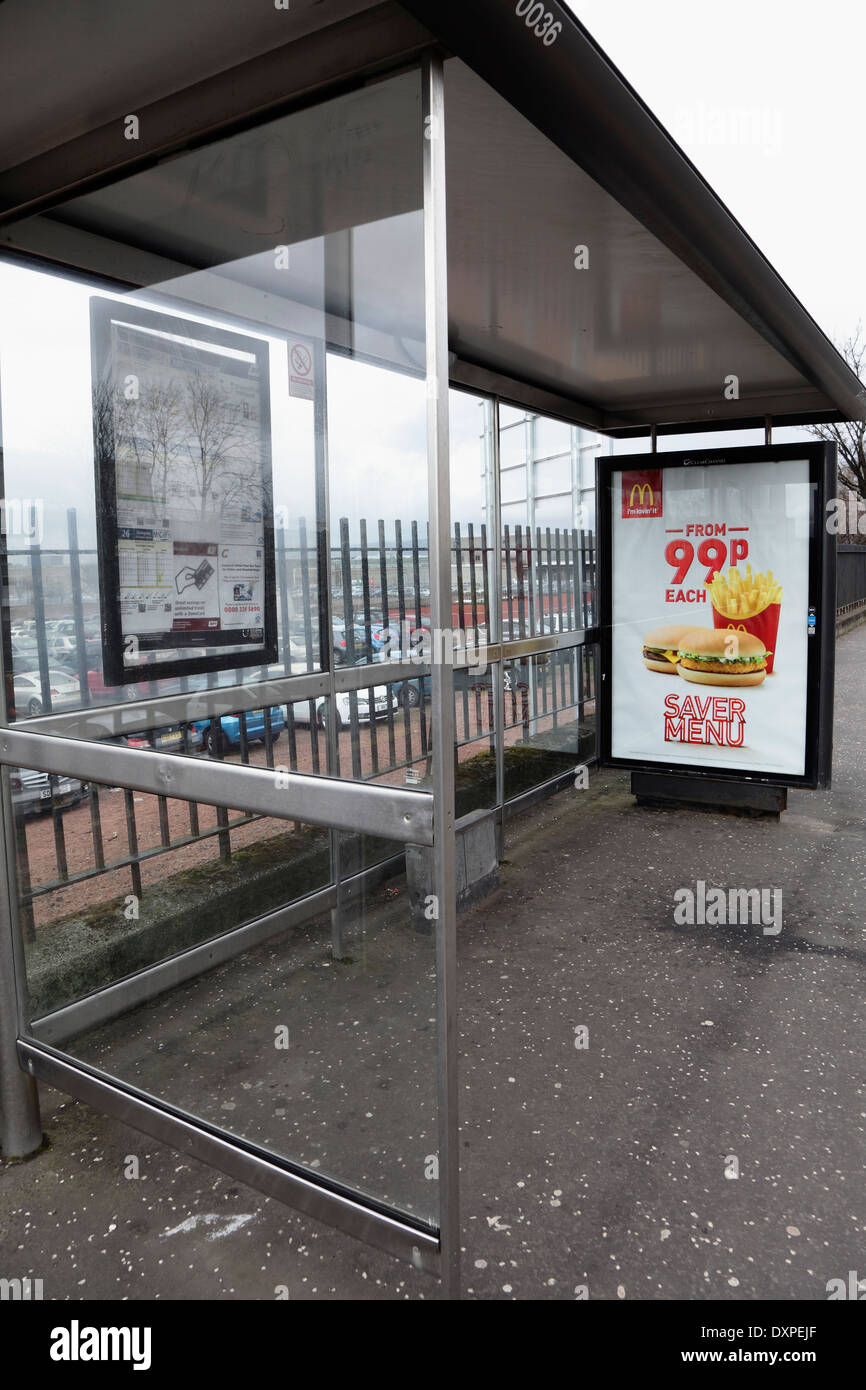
[327,354,428,675]
[499,410,600,639]
[535,454,571,497]
[1,68,439,1230]
[454,671,497,816]
[500,466,527,506]
[16,766,330,1018]
[449,388,494,643]
[502,648,596,801]
[534,414,571,459]
[50,835,438,1225]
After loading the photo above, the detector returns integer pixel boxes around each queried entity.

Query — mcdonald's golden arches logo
[629,481,655,508]
[622,468,663,519]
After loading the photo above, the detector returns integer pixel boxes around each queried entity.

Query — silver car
[10,767,88,817]
[13,668,80,716]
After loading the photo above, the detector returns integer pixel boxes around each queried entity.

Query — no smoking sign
[288,337,315,400]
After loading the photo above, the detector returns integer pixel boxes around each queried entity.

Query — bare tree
[805,323,866,501]
[93,375,183,505]
[116,381,183,504]
[181,370,256,516]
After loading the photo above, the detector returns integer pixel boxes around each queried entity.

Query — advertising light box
[598,444,836,788]
[91,299,277,684]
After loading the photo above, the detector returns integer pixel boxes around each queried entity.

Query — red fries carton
[712,602,780,675]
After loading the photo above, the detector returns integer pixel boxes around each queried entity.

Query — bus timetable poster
[91,299,277,683]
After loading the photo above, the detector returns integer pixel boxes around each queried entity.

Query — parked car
[86,667,150,703]
[331,619,388,664]
[46,633,78,667]
[190,706,286,756]
[290,686,397,733]
[13,668,80,716]
[49,631,102,668]
[363,651,430,707]
[10,767,88,817]
[122,723,204,753]
[10,637,40,667]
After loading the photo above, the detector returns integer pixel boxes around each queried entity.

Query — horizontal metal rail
[11,634,593,739]
[14,672,329,740]
[0,728,433,845]
[17,1039,440,1273]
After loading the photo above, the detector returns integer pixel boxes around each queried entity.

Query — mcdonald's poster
[610,456,812,776]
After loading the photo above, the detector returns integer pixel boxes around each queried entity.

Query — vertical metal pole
[0,446,41,1153]
[0,771,41,1156]
[67,509,92,707]
[311,320,344,960]
[764,416,773,446]
[423,50,459,1301]
[489,399,505,859]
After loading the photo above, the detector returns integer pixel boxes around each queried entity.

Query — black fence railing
[6,511,597,930]
[837,545,866,611]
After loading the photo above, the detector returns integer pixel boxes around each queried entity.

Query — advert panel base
[631,771,787,818]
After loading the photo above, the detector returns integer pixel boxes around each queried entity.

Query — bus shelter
[0,0,862,1297]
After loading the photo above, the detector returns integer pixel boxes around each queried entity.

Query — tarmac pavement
[1,625,864,1300]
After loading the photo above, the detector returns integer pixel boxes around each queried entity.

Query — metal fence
[836,545,866,612]
[6,509,597,930]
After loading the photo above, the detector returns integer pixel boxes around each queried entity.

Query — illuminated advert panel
[598,444,836,788]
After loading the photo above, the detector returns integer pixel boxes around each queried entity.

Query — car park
[190,706,286,756]
[361,650,430,707]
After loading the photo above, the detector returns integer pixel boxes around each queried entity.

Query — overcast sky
[569,0,863,346]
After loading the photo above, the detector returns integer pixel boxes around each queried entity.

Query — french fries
[706,563,782,619]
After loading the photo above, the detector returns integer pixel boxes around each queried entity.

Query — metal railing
[6,511,598,928]
[837,545,866,612]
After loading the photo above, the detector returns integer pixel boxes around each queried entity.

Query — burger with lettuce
[676,627,768,686]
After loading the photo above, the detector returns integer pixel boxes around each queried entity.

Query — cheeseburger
[642,624,707,673]
[676,628,768,686]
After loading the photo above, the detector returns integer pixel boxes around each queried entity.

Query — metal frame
[0,490,43,1154]
[422,50,460,1301]
[17,1038,439,1271]
[0,727,432,844]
